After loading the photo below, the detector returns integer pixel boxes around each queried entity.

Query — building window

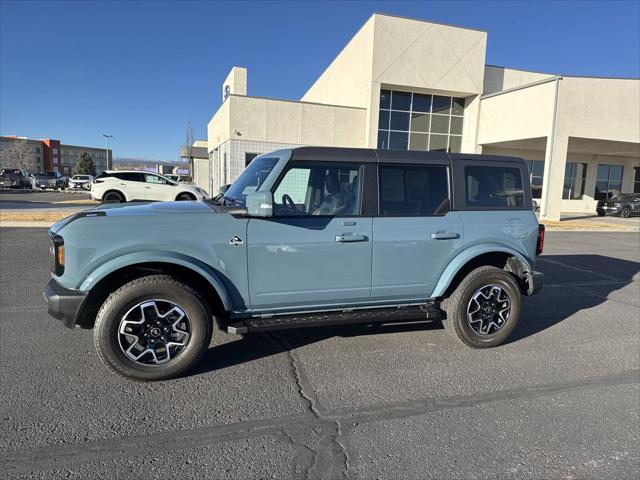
[562,162,587,199]
[634,167,640,194]
[245,153,259,167]
[595,164,623,200]
[36,147,41,153]
[524,159,544,199]
[377,89,464,153]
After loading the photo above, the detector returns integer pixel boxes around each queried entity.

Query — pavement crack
[4,369,636,477]
[281,428,317,480]
[264,332,349,480]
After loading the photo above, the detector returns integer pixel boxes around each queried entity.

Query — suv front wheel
[94,275,212,381]
[442,266,521,348]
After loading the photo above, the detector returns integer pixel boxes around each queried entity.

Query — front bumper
[43,279,87,328]
[526,270,544,296]
[596,206,620,215]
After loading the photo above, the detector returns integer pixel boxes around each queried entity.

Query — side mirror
[246,191,273,217]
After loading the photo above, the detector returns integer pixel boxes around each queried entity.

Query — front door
[143,173,172,201]
[113,171,146,200]
[371,163,464,301]
[247,161,372,312]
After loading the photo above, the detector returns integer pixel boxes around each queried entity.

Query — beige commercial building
[205,13,640,220]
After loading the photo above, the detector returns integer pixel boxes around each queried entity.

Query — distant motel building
[0,136,111,175]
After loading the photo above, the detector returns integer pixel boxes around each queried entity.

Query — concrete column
[367,82,381,148]
[540,134,569,221]
[461,94,482,154]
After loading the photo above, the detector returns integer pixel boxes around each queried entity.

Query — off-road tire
[93,275,212,381]
[441,266,521,348]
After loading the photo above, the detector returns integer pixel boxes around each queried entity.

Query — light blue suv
[44,147,544,381]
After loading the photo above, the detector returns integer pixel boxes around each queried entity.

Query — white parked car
[69,174,94,189]
[90,170,208,203]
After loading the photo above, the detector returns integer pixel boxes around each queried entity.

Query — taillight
[536,224,545,255]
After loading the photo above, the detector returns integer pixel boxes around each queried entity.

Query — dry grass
[543,220,638,231]
[0,212,71,224]
[54,199,97,205]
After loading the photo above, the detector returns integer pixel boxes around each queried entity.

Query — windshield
[37,172,55,178]
[609,194,632,202]
[223,156,280,206]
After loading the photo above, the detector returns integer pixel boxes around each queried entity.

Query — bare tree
[0,139,37,171]
[185,120,194,177]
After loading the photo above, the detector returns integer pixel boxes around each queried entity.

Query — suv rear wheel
[103,190,125,203]
[442,266,521,348]
[93,275,212,381]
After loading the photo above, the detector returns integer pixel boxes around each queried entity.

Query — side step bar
[226,304,442,334]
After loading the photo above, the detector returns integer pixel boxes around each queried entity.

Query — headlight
[49,232,65,275]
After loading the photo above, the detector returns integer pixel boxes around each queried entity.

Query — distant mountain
[114,157,183,165]
[113,157,188,170]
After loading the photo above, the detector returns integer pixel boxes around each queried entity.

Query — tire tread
[93,274,211,381]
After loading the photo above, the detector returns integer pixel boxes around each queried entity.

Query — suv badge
[229,235,243,247]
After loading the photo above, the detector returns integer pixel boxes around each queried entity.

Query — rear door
[113,172,145,200]
[371,161,464,302]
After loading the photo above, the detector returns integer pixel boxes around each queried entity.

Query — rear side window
[379,164,449,216]
[113,172,143,182]
[465,166,524,208]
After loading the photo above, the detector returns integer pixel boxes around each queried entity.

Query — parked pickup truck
[44,147,544,381]
[0,169,32,189]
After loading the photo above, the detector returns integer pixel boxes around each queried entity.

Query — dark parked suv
[34,171,66,190]
[596,193,640,218]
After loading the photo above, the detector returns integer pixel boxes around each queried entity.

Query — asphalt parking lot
[0,189,93,211]
[0,228,638,479]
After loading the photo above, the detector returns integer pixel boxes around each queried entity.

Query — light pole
[102,134,113,170]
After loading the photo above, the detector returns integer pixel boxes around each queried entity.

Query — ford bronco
[44,147,544,381]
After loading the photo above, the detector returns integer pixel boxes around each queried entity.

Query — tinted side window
[464,166,524,208]
[114,172,143,182]
[379,164,449,216]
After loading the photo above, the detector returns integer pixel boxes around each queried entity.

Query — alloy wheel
[466,284,511,336]
[118,300,191,365]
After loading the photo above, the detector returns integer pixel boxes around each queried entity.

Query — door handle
[335,234,368,243]
[431,231,460,240]
[145,186,151,189]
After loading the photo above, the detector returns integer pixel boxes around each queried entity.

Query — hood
[50,200,216,234]
[93,200,214,216]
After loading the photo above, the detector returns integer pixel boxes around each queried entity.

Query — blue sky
[1,0,639,160]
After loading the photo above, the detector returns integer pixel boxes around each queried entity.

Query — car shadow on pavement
[192,254,639,376]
